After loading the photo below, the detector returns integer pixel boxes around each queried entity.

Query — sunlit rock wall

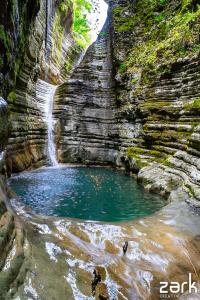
[56,0,200,206]
[108,0,200,206]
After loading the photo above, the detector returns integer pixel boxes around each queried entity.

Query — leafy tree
[73,0,92,47]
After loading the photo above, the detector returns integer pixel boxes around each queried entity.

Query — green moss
[184,98,200,110]
[99,31,108,37]
[131,77,139,85]
[0,25,9,48]
[115,0,200,84]
[127,146,167,159]
[7,91,16,103]
[64,60,73,73]
[127,147,145,157]
[119,63,127,73]
[144,129,192,142]
[74,35,87,49]
[0,57,3,68]
[51,13,65,64]
[59,0,70,15]
[113,6,135,32]
[0,25,12,63]
[184,183,196,197]
[127,146,174,169]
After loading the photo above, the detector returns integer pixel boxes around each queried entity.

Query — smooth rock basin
[9,196,200,299]
[8,166,167,222]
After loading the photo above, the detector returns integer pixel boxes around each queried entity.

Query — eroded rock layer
[0,101,26,300]
[55,20,120,164]
[55,0,200,207]
[121,55,200,206]
[2,0,81,173]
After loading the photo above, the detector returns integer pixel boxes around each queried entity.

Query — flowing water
[36,80,58,165]
[46,85,58,166]
[9,166,167,222]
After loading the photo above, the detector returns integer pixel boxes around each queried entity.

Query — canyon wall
[55,19,120,164]
[55,0,200,207]
[0,2,83,290]
[110,0,200,206]
[1,0,82,173]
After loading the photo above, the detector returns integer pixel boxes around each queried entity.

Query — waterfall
[36,80,58,166]
[46,85,58,166]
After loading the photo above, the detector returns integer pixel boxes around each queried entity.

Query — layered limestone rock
[1,0,82,173]
[116,54,200,206]
[0,99,26,300]
[54,0,200,207]
[105,0,200,206]
[55,20,120,164]
[0,188,26,300]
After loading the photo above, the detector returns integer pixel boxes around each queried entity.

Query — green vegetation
[0,25,11,63]
[72,0,92,48]
[113,0,200,84]
[113,6,135,32]
[184,183,196,197]
[127,145,174,168]
[56,0,93,49]
[119,63,127,73]
[184,98,200,110]
[59,0,70,14]
[7,91,16,103]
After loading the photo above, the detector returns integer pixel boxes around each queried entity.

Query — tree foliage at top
[72,0,92,47]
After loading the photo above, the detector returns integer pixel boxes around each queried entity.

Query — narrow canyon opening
[43,0,108,166]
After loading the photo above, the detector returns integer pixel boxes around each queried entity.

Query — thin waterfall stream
[46,84,58,166]
[36,80,58,166]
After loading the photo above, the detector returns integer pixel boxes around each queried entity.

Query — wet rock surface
[6,196,200,299]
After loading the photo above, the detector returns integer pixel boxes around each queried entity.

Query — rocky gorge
[0,0,200,299]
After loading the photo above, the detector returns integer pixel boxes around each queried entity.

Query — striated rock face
[128,55,200,206]
[0,187,26,300]
[2,0,82,173]
[55,20,120,164]
[0,98,9,153]
[0,99,26,299]
[116,54,200,206]
[53,0,200,207]
[107,0,200,206]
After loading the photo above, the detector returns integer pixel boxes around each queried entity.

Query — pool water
[9,166,167,222]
